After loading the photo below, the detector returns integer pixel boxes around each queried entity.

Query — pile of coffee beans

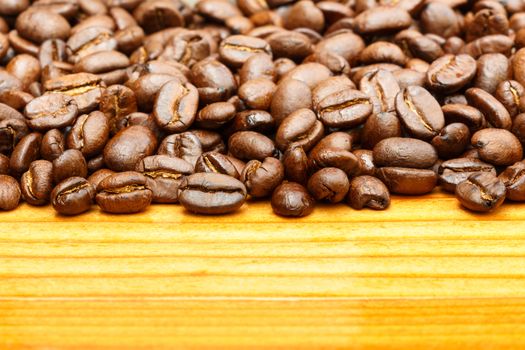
[0,0,525,216]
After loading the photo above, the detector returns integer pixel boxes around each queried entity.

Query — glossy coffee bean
[359,69,400,115]
[153,80,199,133]
[24,94,78,131]
[270,78,312,125]
[426,54,477,93]
[271,182,315,217]
[438,158,496,193]
[228,131,277,161]
[241,157,284,198]
[96,171,153,214]
[43,72,103,113]
[52,149,88,184]
[494,80,525,118]
[0,154,9,175]
[20,159,53,205]
[499,161,525,201]
[195,102,236,129]
[0,175,21,210]
[87,169,115,190]
[316,89,372,128]
[192,130,226,153]
[377,167,437,195]
[51,177,95,215]
[373,137,437,169]
[99,84,138,134]
[239,53,276,84]
[471,128,523,167]
[347,175,390,210]
[466,87,512,130]
[195,152,240,179]
[473,53,511,94]
[16,8,71,44]
[219,35,272,68]
[67,111,110,157]
[361,112,402,149]
[455,172,506,212]
[354,7,412,35]
[309,147,360,177]
[238,78,276,110]
[282,144,309,185]
[158,132,203,166]
[276,108,324,152]
[40,129,65,161]
[178,173,247,215]
[431,123,471,159]
[442,104,485,131]
[10,132,42,177]
[307,167,349,203]
[231,110,274,134]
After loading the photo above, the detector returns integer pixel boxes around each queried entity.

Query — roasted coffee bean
[228,131,277,161]
[20,159,53,205]
[305,51,350,76]
[438,157,496,192]
[0,71,23,94]
[126,73,179,112]
[158,132,202,166]
[153,81,198,132]
[276,108,324,152]
[405,35,444,63]
[192,129,226,153]
[0,154,9,174]
[51,176,95,215]
[377,167,437,195]
[431,123,471,159]
[242,157,284,198]
[133,0,184,34]
[239,53,276,84]
[136,155,193,203]
[361,112,402,149]
[195,102,236,129]
[10,132,42,177]
[373,137,438,169]
[16,8,70,44]
[315,31,364,65]
[270,78,312,125]
[455,172,506,212]
[66,27,117,63]
[195,152,240,179]
[359,69,400,115]
[87,168,115,190]
[426,54,477,93]
[353,149,376,176]
[313,132,353,153]
[0,89,33,111]
[499,161,525,201]
[7,54,41,91]
[196,0,242,23]
[282,63,333,90]
[24,94,78,131]
[360,41,407,66]
[40,129,65,162]
[309,147,360,177]
[271,181,315,217]
[420,2,461,38]
[104,125,157,172]
[471,128,523,166]
[273,57,297,79]
[265,30,312,61]
[178,173,247,215]
[442,104,485,131]
[316,89,372,128]
[238,78,276,110]
[44,72,103,113]
[460,34,513,58]
[282,144,309,185]
[67,111,110,158]
[512,113,525,144]
[231,110,274,134]
[395,86,445,140]
[96,171,152,214]
[494,80,525,117]
[191,58,237,104]
[99,85,137,134]
[0,118,28,154]
[219,35,272,68]
[473,53,511,94]
[283,0,324,32]
[307,167,349,203]
[354,7,412,35]
[347,175,390,210]
[52,149,87,184]
[73,50,130,85]
[0,175,21,210]
[87,154,105,173]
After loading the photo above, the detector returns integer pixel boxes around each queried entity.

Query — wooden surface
[2,190,525,349]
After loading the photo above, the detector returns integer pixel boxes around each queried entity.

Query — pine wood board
[2,191,525,349]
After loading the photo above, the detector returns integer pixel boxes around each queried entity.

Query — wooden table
[2,191,525,349]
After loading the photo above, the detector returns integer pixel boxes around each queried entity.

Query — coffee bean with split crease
[67,111,110,158]
[239,53,276,84]
[238,78,276,111]
[10,132,41,177]
[219,35,272,68]
[377,167,437,195]
[87,168,115,190]
[230,110,274,134]
[0,154,9,174]
[494,80,525,117]
[442,104,485,131]
[431,123,471,160]
[195,152,240,179]
[373,137,437,169]
[96,171,152,214]
[359,69,400,115]
[52,149,88,184]
[0,118,28,154]
[51,177,95,215]
[0,175,20,210]
[455,172,506,212]
[44,73,103,114]
[353,150,376,176]
[160,30,210,67]
[471,128,523,166]
[19,159,53,205]
[195,102,236,129]
[361,112,402,149]
[228,131,277,161]
[395,86,445,140]
[192,130,226,153]
[316,89,372,128]
[154,81,198,133]
[158,132,203,166]
[270,78,312,125]
[115,112,162,139]
[438,158,496,193]
[473,53,511,94]
[499,161,525,201]
[24,94,78,131]
[271,182,315,217]
[126,73,179,112]
[133,0,185,34]
[136,155,194,203]
[282,144,308,185]
[39,39,68,67]
[275,108,324,152]
[307,167,349,203]
[178,173,247,215]
[99,84,138,135]
[347,175,390,210]
[460,34,513,59]
[305,51,350,76]
[426,54,477,93]
[309,147,360,177]
[191,58,237,104]
[104,125,158,172]
[241,157,284,198]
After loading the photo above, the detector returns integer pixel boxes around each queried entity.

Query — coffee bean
[353,149,376,176]
[229,131,277,161]
[373,137,438,169]
[191,58,237,104]
[96,171,153,214]
[309,146,360,177]
[354,7,412,35]
[104,125,158,172]
[0,154,9,175]
[67,111,110,157]
[195,152,240,179]
[51,176,95,215]
[494,80,525,117]
[53,149,88,184]
[238,78,276,110]
[24,94,78,131]
[44,72,103,113]
[239,53,276,84]
[219,35,272,68]
[231,110,274,134]
[466,87,512,130]
[473,53,511,94]
[195,102,236,129]
[377,167,437,195]
[426,54,477,93]
[456,172,506,212]
[7,54,41,90]
[266,30,313,61]
[347,175,390,210]
[282,144,309,185]
[87,168,115,190]
[20,159,53,205]
[276,108,324,152]
[178,172,247,215]
[271,181,315,217]
[0,89,33,111]
[471,128,523,166]
[431,123,471,159]
[0,118,28,155]
[16,9,70,44]
[420,2,461,38]
[154,81,198,132]
[442,104,485,131]
[499,161,525,201]
[192,129,226,153]
[438,157,496,192]
[158,132,203,166]
[0,175,21,210]
[133,0,184,34]
[40,129,65,161]
[282,63,333,90]
[307,167,349,203]
[361,112,402,149]
[73,50,130,85]
[313,132,354,152]
[242,157,284,198]
[126,73,179,112]
[512,113,525,144]
[316,89,372,128]
[270,78,312,125]
[460,34,513,58]
[10,132,42,177]
[359,69,400,115]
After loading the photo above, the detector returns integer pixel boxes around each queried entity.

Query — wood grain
[1,191,525,348]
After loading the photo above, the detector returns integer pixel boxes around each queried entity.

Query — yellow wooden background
[2,191,525,348]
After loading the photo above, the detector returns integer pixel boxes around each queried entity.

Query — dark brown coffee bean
[431,123,471,159]
[99,84,138,135]
[231,110,274,134]
[273,57,297,80]
[282,144,308,185]
[309,147,360,177]
[228,131,277,161]
[51,176,94,215]
[426,54,477,93]
[353,149,376,176]
[39,129,64,162]
[438,157,496,193]
[195,102,236,129]
[0,117,28,154]
[420,2,461,38]
[316,89,372,128]
[471,128,523,166]
[178,172,247,215]
[494,80,525,118]
[442,104,485,131]
[133,0,184,34]
[24,94,78,131]
[10,132,42,177]
[455,172,506,212]
[266,30,312,61]
[0,175,21,210]
[52,149,87,184]
[466,9,509,42]
[158,132,203,166]
[405,35,444,63]
[87,168,115,190]
[305,51,350,76]
[373,137,437,169]
[238,78,276,110]
[307,167,349,203]
[0,89,33,111]
[354,7,412,35]
[67,111,110,158]
[239,53,275,84]
[195,152,239,179]
[359,41,407,66]
[276,108,324,152]
[104,125,158,172]
[270,78,312,125]
[283,0,325,32]
[44,72,103,113]
[192,129,226,153]
[512,113,525,144]
[20,159,53,205]
[153,81,198,133]
[312,76,356,109]
[361,112,402,149]
[196,0,242,23]
[67,27,116,63]
[377,167,437,195]
[73,50,130,85]
[313,132,353,153]
[0,0,29,15]
[0,71,23,94]
[499,161,525,201]
[242,157,284,198]
[219,35,272,68]
[0,154,9,175]
[359,69,400,115]
[395,86,445,140]
[271,181,314,217]
[282,63,332,90]
[136,155,193,203]
[16,9,70,44]
[460,35,513,59]
[87,154,105,173]
[347,175,390,210]
[466,88,512,130]
[473,53,511,94]
[191,58,237,104]
[126,73,179,112]
[96,171,152,214]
